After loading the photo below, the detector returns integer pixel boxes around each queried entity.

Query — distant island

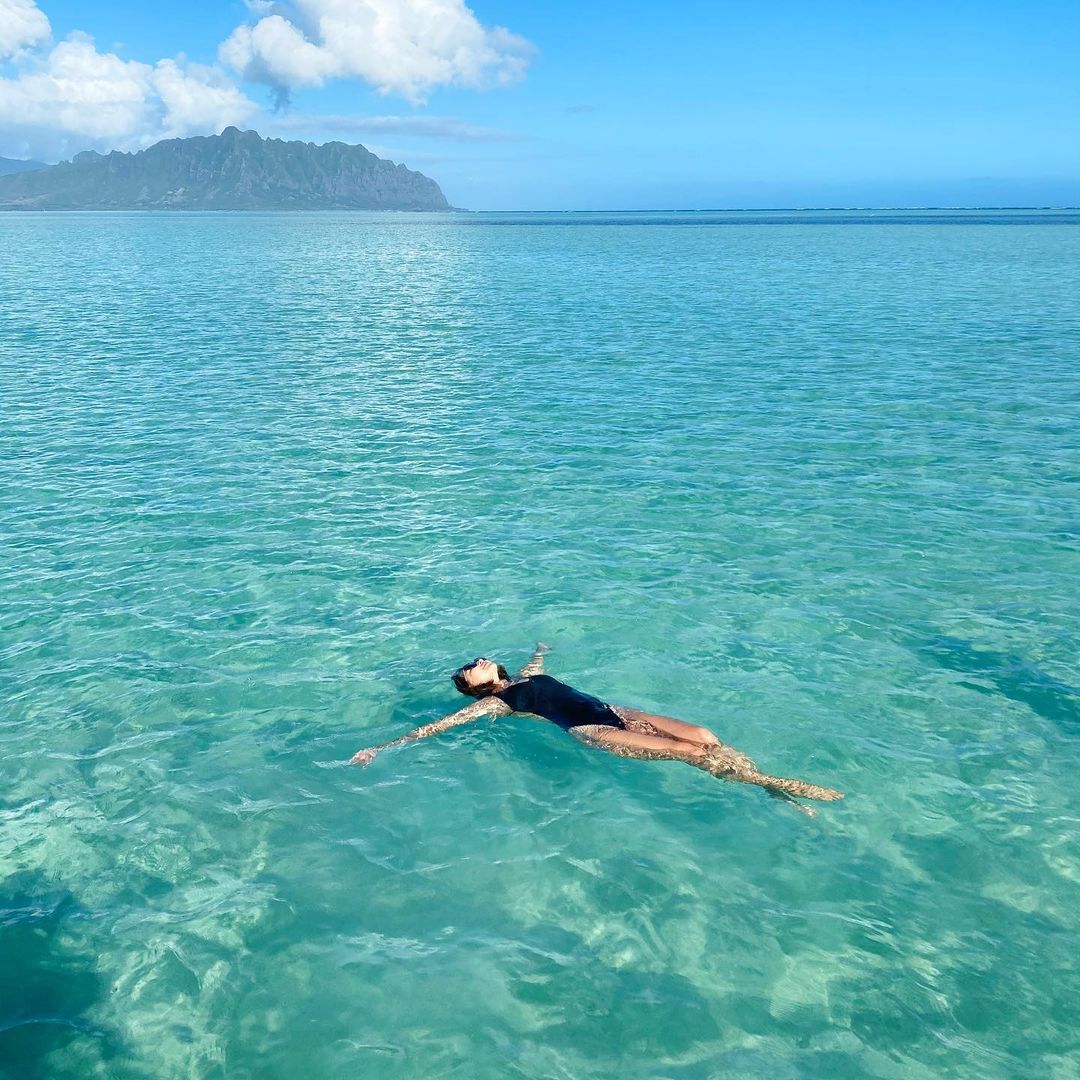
[0,128,451,211]
[0,156,46,177]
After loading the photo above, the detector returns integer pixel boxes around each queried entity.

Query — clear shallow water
[1,210,1078,1079]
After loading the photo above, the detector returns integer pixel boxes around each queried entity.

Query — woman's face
[462,658,501,689]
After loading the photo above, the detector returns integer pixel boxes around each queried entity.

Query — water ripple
[1,211,1078,1079]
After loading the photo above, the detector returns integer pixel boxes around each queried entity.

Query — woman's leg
[567,724,710,764]
[608,706,721,748]
[570,724,843,810]
[575,724,760,777]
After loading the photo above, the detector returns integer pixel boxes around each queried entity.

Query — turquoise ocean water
[1,210,1078,1079]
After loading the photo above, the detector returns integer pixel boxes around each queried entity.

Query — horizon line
[464,205,1080,213]
[2,206,1078,215]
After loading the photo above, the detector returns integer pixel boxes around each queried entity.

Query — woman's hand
[349,747,379,767]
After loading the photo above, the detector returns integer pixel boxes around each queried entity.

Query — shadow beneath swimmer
[0,871,124,1080]
[921,635,1080,728]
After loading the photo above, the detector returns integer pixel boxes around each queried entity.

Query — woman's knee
[692,726,721,746]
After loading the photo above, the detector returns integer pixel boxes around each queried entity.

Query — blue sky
[2,0,1078,209]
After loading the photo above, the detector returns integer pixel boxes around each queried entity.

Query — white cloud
[267,112,521,141]
[0,0,50,59]
[220,0,533,104]
[0,32,256,160]
[150,58,258,139]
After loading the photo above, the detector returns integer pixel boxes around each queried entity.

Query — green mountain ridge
[0,128,451,211]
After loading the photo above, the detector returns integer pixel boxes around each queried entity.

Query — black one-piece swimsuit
[495,674,626,732]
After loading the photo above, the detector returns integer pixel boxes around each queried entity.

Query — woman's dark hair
[451,658,510,698]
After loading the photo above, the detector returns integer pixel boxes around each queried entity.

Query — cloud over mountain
[0,0,531,161]
[0,29,256,160]
[220,0,533,104]
[0,0,256,160]
[0,0,50,58]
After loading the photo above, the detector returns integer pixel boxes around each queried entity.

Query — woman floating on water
[350,645,843,815]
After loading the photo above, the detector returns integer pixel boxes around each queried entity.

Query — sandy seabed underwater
[1,209,1079,1079]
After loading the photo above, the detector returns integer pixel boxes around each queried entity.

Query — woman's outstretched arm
[348,643,550,766]
[349,696,509,766]
[517,641,551,678]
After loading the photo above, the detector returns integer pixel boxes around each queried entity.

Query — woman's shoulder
[507,673,553,687]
